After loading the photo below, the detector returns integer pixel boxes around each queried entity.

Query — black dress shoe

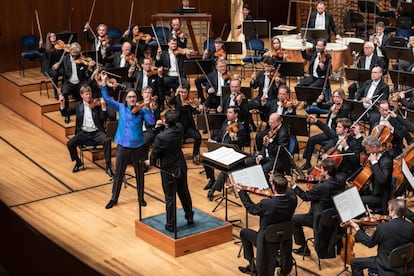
[293,246,311,256]
[187,217,194,225]
[106,167,114,177]
[105,200,117,209]
[64,116,70,124]
[203,179,215,190]
[300,163,311,170]
[238,265,256,274]
[140,199,147,207]
[207,190,215,201]
[165,224,174,232]
[72,162,83,173]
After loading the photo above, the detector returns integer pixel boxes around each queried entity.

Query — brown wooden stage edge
[135,208,233,257]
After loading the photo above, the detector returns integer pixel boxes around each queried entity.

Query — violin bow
[195,60,214,88]
[151,24,161,50]
[271,145,282,175]
[206,21,210,54]
[127,0,134,30]
[44,72,62,97]
[160,18,166,41]
[249,41,257,76]
[351,93,384,129]
[219,23,227,40]
[303,6,312,41]
[86,0,96,29]
[203,107,211,139]
[34,10,43,43]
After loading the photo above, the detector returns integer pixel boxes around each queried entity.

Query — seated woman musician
[121,24,151,65]
[263,36,288,62]
[306,87,349,117]
[39,32,62,100]
[202,37,227,62]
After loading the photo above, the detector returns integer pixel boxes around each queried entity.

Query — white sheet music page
[402,159,414,190]
[333,187,365,223]
[202,146,245,166]
[230,165,269,189]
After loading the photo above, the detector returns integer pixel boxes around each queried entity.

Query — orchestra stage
[0,67,400,275]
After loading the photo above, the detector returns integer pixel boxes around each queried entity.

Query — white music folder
[333,187,366,223]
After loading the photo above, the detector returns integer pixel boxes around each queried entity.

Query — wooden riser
[135,219,233,257]
[42,112,75,144]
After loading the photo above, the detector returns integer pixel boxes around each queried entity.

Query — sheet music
[333,187,365,222]
[402,159,414,190]
[202,146,245,166]
[229,165,269,189]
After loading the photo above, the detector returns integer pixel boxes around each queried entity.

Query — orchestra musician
[217,78,250,125]
[169,18,187,48]
[168,85,203,164]
[359,135,393,214]
[306,87,349,117]
[133,58,164,113]
[301,89,350,170]
[263,36,288,61]
[354,66,390,125]
[202,37,227,62]
[306,0,341,42]
[39,32,62,100]
[52,42,95,123]
[297,38,332,88]
[100,72,155,209]
[235,173,298,276]
[245,113,290,177]
[105,42,137,88]
[83,23,112,62]
[291,159,344,257]
[348,42,386,99]
[369,21,390,71]
[200,59,230,109]
[150,109,194,233]
[348,199,414,276]
[250,56,283,103]
[302,117,362,184]
[205,106,247,199]
[155,38,190,96]
[121,24,152,64]
[58,85,113,177]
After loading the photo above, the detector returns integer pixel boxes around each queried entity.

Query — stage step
[42,111,75,144]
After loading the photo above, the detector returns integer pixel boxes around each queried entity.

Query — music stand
[358,0,379,14]
[82,50,101,62]
[344,68,371,83]
[243,19,269,39]
[300,28,328,42]
[294,86,323,105]
[345,99,366,121]
[105,67,130,101]
[389,70,414,88]
[171,7,197,13]
[400,2,414,17]
[281,115,309,137]
[386,47,414,89]
[223,41,243,68]
[196,113,227,130]
[138,26,155,38]
[275,61,305,87]
[56,32,78,43]
[183,59,214,76]
[348,42,364,56]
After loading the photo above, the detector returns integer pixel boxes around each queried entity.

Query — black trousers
[161,168,193,228]
[194,75,207,103]
[184,127,201,155]
[302,133,329,164]
[350,256,376,276]
[67,130,112,167]
[62,82,81,110]
[292,213,314,246]
[110,144,146,203]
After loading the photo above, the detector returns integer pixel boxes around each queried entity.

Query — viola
[131,96,158,114]
[182,97,200,109]
[332,102,343,115]
[226,121,239,136]
[89,98,102,109]
[146,69,159,78]
[280,100,296,109]
[238,185,275,197]
[275,49,285,59]
[265,127,279,140]
[214,48,226,60]
[267,69,281,80]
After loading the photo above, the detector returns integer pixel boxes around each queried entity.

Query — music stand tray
[221,86,252,99]
[386,46,414,62]
[358,0,380,14]
[295,86,322,104]
[275,61,304,77]
[138,26,155,38]
[344,68,371,82]
[171,7,197,13]
[348,42,364,55]
[105,67,130,82]
[56,32,78,43]
[389,70,414,88]
[223,42,243,55]
[281,115,309,137]
[300,28,327,41]
[183,59,213,76]
[243,19,269,39]
[345,99,366,120]
[196,113,227,130]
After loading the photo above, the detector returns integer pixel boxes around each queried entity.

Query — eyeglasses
[127,95,137,98]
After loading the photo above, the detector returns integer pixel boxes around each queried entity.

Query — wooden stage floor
[0,67,406,275]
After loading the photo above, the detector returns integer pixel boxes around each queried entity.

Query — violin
[100,35,110,44]
[280,100,296,109]
[173,47,194,56]
[332,102,343,115]
[226,121,239,136]
[182,97,200,109]
[265,127,279,140]
[54,40,70,52]
[267,68,281,80]
[275,49,285,59]
[75,55,93,65]
[319,51,327,63]
[214,48,226,60]
[146,69,159,78]
[125,53,138,65]
[133,32,151,43]
[238,185,275,197]
[107,78,126,89]
[131,96,158,114]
